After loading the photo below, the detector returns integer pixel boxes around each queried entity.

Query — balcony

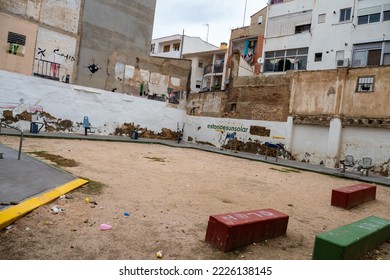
[33,58,61,81]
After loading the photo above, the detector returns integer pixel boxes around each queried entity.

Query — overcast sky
[152,0,268,47]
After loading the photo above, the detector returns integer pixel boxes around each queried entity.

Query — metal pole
[243,0,248,27]
[18,131,23,160]
[179,29,185,59]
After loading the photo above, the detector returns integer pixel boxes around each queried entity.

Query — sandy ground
[0,136,389,260]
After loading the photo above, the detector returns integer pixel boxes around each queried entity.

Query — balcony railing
[33,58,61,81]
[204,64,224,75]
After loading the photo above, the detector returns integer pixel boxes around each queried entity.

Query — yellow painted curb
[0,178,89,230]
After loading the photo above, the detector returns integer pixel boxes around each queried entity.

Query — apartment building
[227,7,268,77]
[183,46,228,93]
[150,34,219,59]
[263,0,390,73]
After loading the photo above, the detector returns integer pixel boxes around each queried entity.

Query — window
[318,13,326,24]
[195,80,202,89]
[198,60,204,68]
[7,32,26,45]
[150,44,155,53]
[358,13,381,24]
[230,103,237,112]
[336,50,345,60]
[314,53,322,62]
[356,77,374,93]
[352,41,390,67]
[264,48,308,72]
[163,45,170,52]
[7,31,26,56]
[339,8,352,22]
[367,49,381,65]
[383,10,390,21]
[295,24,311,34]
[258,16,263,24]
[173,43,180,51]
[270,0,283,4]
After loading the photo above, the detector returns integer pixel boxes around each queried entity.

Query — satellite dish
[257,57,264,64]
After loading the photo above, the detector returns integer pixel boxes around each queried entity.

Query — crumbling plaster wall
[226,73,291,121]
[105,52,191,101]
[0,70,185,137]
[290,66,390,125]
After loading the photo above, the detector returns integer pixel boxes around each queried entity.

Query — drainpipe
[179,29,185,59]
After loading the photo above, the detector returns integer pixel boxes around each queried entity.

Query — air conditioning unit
[336,59,349,67]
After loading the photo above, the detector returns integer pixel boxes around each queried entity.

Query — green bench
[312,216,390,260]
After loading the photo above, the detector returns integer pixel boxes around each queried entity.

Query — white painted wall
[341,127,390,166]
[352,0,390,44]
[268,0,314,18]
[151,35,219,58]
[0,70,185,135]
[183,115,287,148]
[34,27,77,82]
[290,124,329,164]
[309,0,355,70]
[1,70,390,174]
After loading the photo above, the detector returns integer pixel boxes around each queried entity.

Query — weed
[28,151,78,167]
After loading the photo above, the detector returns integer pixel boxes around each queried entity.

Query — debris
[156,250,163,259]
[51,205,65,214]
[0,202,10,206]
[84,219,89,223]
[124,212,130,217]
[25,227,30,231]
[89,201,98,205]
[65,195,74,199]
[60,195,66,199]
[10,202,18,205]
[288,204,294,207]
[85,198,89,203]
[99,224,112,231]
[240,255,246,259]
[5,225,14,230]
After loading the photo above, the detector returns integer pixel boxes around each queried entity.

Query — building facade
[0,0,158,92]
[263,0,390,73]
[150,34,219,59]
[183,48,228,93]
[227,7,268,77]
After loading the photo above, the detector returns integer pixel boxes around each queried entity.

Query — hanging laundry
[243,39,249,56]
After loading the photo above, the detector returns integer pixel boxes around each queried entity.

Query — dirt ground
[0,136,389,260]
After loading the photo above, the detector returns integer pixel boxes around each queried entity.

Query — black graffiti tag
[53,48,76,61]
[37,48,46,57]
[85,59,102,78]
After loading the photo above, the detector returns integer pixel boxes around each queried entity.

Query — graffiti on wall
[85,59,101,78]
[7,32,26,57]
[0,99,43,119]
[34,47,75,83]
[54,48,76,61]
[8,43,25,56]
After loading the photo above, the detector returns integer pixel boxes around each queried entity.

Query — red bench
[331,183,376,209]
[205,208,289,252]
